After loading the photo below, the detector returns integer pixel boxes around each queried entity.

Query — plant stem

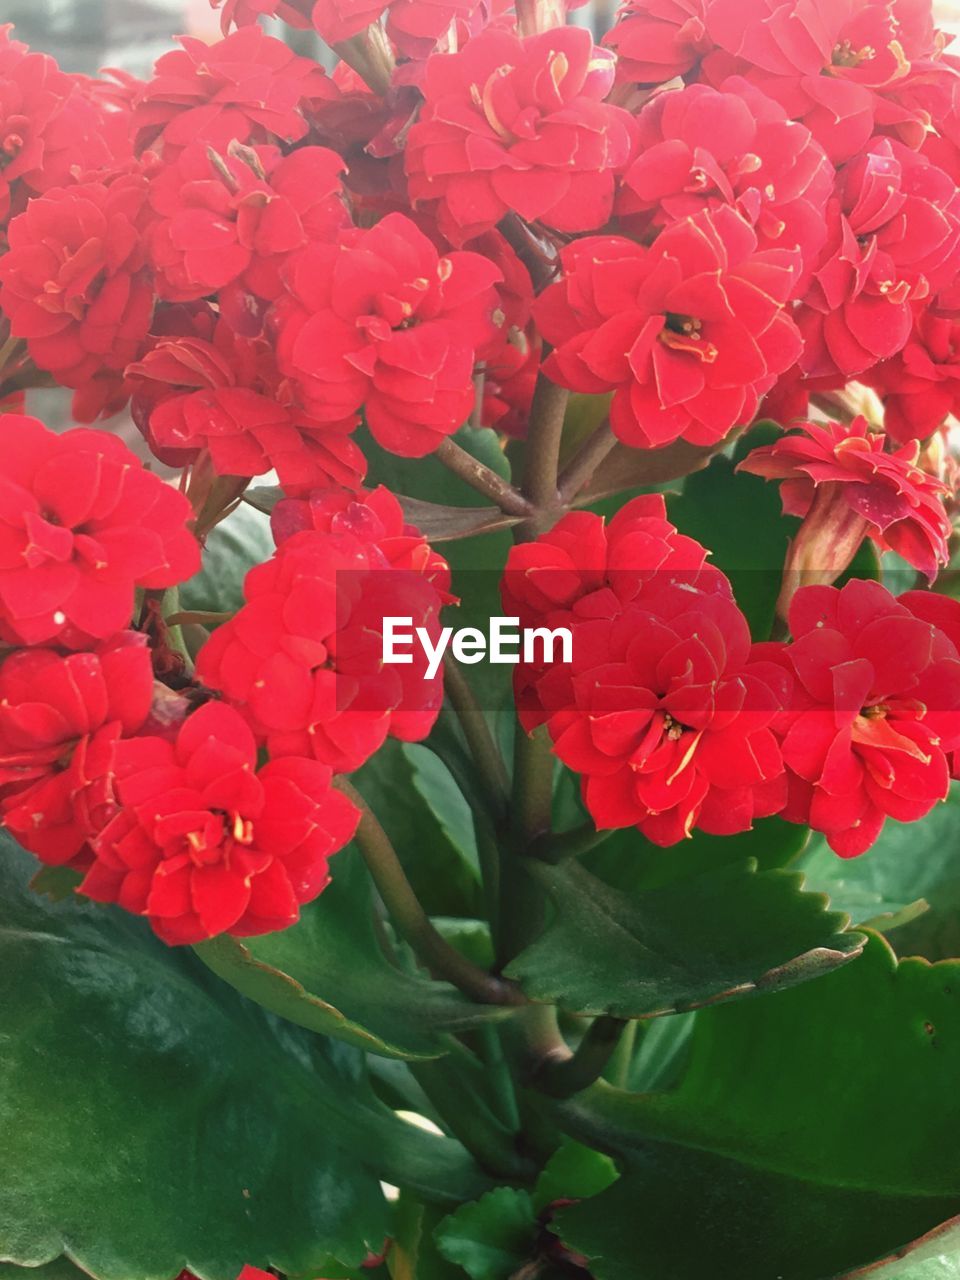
[435,437,533,517]
[557,420,616,503]
[535,1016,629,1099]
[519,376,568,527]
[443,654,510,816]
[410,1057,533,1179]
[499,213,557,292]
[336,777,525,1007]
[530,820,611,864]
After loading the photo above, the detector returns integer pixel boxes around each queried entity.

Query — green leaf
[584,814,809,892]
[532,1141,619,1214]
[801,786,960,954]
[196,844,509,1061]
[389,1194,470,1280]
[0,836,488,1280]
[0,1262,92,1280]
[554,934,960,1280]
[354,740,483,918]
[180,501,273,617]
[834,1218,960,1278]
[505,857,864,1017]
[668,426,879,642]
[668,427,791,640]
[433,1189,537,1280]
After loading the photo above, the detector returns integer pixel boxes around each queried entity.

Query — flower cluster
[509,503,960,855]
[1,0,960,952]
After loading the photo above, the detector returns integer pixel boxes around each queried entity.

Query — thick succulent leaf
[0,837,488,1280]
[433,1189,537,1280]
[835,1217,960,1278]
[583,814,809,892]
[668,425,879,641]
[353,739,483,918]
[196,844,511,1061]
[554,934,960,1280]
[179,502,273,617]
[505,857,864,1017]
[801,785,960,952]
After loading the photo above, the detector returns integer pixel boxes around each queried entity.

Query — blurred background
[5,0,960,78]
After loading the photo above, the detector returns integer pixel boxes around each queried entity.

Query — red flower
[0,26,121,226]
[863,308,960,441]
[702,0,944,162]
[0,633,154,866]
[797,139,960,379]
[0,173,153,414]
[535,206,802,449]
[211,0,313,34]
[80,702,359,945]
[0,415,200,646]
[128,318,366,494]
[502,501,790,845]
[738,417,952,580]
[130,27,335,158]
[502,495,728,730]
[147,143,347,307]
[196,488,451,772]
[604,0,710,86]
[273,213,503,456]
[405,27,635,244]
[772,579,960,856]
[311,0,391,43]
[619,81,833,281]
[386,0,492,61]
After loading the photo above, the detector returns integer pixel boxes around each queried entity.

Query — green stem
[443,654,510,816]
[604,1020,639,1089]
[536,1016,629,1099]
[478,1023,521,1132]
[336,778,524,1007]
[530,820,611,864]
[410,1057,534,1180]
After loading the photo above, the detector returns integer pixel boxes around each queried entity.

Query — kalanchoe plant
[4,1,960,1277]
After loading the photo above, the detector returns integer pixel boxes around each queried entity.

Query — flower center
[185,810,255,866]
[662,712,687,741]
[660,314,718,363]
[832,39,876,67]
[861,703,888,720]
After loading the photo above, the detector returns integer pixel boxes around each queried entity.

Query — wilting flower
[128,319,366,493]
[273,213,503,456]
[535,206,802,449]
[0,415,199,646]
[604,0,710,85]
[405,27,635,244]
[771,579,960,856]
[147,142,347,306]
[738,417,953,583]
[196,488,451,772]
[0,173,153,416]
[619,80,833,279]
[0,634,154,866]
[80,702,359,945]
